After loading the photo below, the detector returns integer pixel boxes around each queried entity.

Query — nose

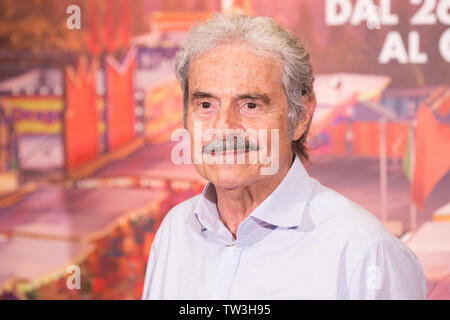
[212,101,241,131]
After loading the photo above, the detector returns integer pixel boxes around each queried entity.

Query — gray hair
[175,13,315,161]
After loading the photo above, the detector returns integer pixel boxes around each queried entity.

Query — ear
[292,94,317,141]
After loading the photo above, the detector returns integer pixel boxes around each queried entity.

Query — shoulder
[309,179,396,242]
[150,194,202,255]
[157,194,202,233]
[308,178,425,292]
[165,194,201,220]
[309,177,395,243]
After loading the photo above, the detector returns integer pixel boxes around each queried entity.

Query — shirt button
[227,243,236,250]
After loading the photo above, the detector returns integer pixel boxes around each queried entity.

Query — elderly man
[142,14,426,299]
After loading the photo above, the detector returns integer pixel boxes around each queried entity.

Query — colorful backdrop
[0,0,449,300]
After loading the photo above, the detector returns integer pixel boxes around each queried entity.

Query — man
[142,14,426,299]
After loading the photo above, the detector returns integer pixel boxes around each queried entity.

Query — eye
[200,102,211,108]
[245,102,257,109]
[239,101,260,116]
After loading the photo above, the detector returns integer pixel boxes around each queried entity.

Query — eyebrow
[237,93,271,105]
[191,91,271,105]
[192,91,215,99]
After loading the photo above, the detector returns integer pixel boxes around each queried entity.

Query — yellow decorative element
[98,121,106,134]
[432,202,450,222]
[2,97,63,112]
[15,121,62,134]
[357,78,392,102]
[0,172,19,195]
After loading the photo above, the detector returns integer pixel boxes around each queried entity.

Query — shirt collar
[194,155,315,236]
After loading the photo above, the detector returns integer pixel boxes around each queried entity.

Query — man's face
[185,43,295,189]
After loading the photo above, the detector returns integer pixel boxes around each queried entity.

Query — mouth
[210,148,251,156]
[203,139,259,155]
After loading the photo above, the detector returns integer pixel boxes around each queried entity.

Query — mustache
[202,135,259,154]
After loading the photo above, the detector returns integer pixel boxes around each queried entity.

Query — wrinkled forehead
[188,43,284,97]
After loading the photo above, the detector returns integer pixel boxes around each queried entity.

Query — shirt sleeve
[141,222,163,300]
[347,240,427,299]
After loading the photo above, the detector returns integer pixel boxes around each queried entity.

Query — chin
[196,163,259,190]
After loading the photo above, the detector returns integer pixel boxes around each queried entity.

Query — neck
[215,155,295,238]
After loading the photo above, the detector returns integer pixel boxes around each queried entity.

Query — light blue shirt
[142,156,427,299]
